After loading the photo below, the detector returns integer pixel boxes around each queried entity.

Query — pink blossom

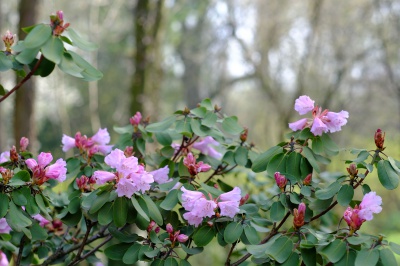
[343,207,364,232]
[2,30,16,53]
[150,166,171,184]
[288,118,308,131]
[61,128,113,156]
[359,191,382,221]
[293,202,306,229]
[0,151,10,163]
[192,137,222,159]
[0,218,11,234]
[310,117,329,136]
[115,177,137,198]
[104,149,126,170]
[182,212,204,227]
[32,213,50,227]
[129,170,154,193]
[274,172,287,191]
[93,171,116,185]
[130,112,142,126]
[177,234,189,243]
[183,153,212,176]
[91,128,113,154]
[219,187,241,202]
[0,251,8,266]
[61,135,75,152]
[19,137,29,152]
[26,153,67,185]
[191,198,217,218]
[166,223,174,233]
[294,95,315,115]
[325,111,349,133]
[46,159,67,182]
[180,187,204,211]
[218,201,240,218]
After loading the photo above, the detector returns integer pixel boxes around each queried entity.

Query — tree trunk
[14,0,38,150]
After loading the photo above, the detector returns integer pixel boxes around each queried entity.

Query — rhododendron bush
[1,11,400,266]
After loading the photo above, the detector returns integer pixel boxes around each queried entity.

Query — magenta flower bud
[19,137,29,152]
[274,172,287,191]
[0,250,9,266]
[56,10,64,20]
[293,203,306,229]
[130,112,142,126]
[76,175,89,191]
[155,227,160,234]
[147,220,156,232]
[303,174,312,186]
[166,223,174,234]
[240,194,250,206]
[177,234,189,243]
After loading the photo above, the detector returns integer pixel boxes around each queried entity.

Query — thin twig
[68,234,113,266]
[16,235,26,266]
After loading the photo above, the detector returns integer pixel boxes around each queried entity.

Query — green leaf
[89,191,110,214]
[98,202,113,225]
[301,247,316,266]
[224,222,243,244]
[6,201,32,232]
[235,146,248,166]
[377,160,399,190]
[252,146,283,173]
[113,124,133,135]
[300,186,312,197]
[142,194,163,225]
[336,249,357,266]
[312,137,324,155]
[58,52,83,78]
[244,226,260,245]
[31,222,48,241]
[122,243,141,264]
[35,194,52,221]
[23,24,52,49]
[315,182,341,200]
[199,98,213,110]
[109,226,138,243]
[67,28,98,51]
[160,189,179,210]
[41,37,64,64]
[11,188,28,206]
[355,248,379,266]
[346,235,371,245]
[68,196,81,214]
[267,153,288,177]
[320,239,346,263]
[68,50,103,81]
[155,132,173,146]
[281,252,300,266]
[0,84,6,96]
[131,197,150,222]
[337,184,354,206]
[389,242,400,255]
[113,197,127,227]
[190,119,211,137]
[302,146,320,173]
[285,152,302,182]
[193,225,215,247]
[222,116,244,135]
[164,258,179,266]
[190,107,207,118]
[267,236,293,263]
[321,133,339,154]
[379,248,397,266]
[9,170,30,186]
[104,243,132,260]
[201,112,218,127]
[353,150,370,163]
[146,116,176,132]
[0,194,9,218]
[0,52,13,71]
[61,210,82,226]
[270,201,286,222]
[181,244,204,255]
[29,57,56,77]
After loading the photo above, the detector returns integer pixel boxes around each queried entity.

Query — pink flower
[26,153,67,184]
[294,95,315,115]
[19,137,29,152]
[192,137,222,159]
[218,201,240,218]
[359,191,382,221]
[61,135,75,152]
[130,112,142,126]
[181,187,204,211]
[166,223,174,233]
[343,207,364,232]
[2,30,16,53]
[150,166,171,184]
[0,151,10,163]
[61,128,113,156]
[219,187,241,202]
[191,198,217,218]
[182,212,204,227]
[104,149,126,170]
[93,171,116,185]
[183,153,212,176]
[176,233,189,243]
[115,177,137,198]
[32,213,50,227]
[288,118,308,131]
[288,95,349,136]
[274,172,287,191]
[0,251,8,266]
[91,128,113,154]
[0,218,11,234]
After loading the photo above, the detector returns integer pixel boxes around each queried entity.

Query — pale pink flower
[310,117,329,136]
[130,112,142,126]
[191,198,217,218]
[61,128,112,156]
[115,177,137,198]
[93,171,116,185]
[104,149,126,170]
[0,151,10,163]
[192,137,222,159]
[294,95,315,115]
[129,170,154,193]
[150,166,171,184]
[288,118,308,131]
[325,111,349,133]
[359,191,382,221]
[46,158,67,182]
[2,30,16,53]
[32,213,50,227]
[181,187,204,211]
[91,128,113,154]
[219,187,241,202]
[177,234,189,243]
[0,218,11,234]
[61,135,75,152]
[218,201,240,218]
[183,153,212,176]
[183,212,204,227]
[0,251,8,266]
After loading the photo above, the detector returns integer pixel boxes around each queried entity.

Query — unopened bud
[166,223,174,234]
[303,174,312,186]
[374,129,385,151]
[346,164,358,179]
[177,234,189,243]
[240,127,248,143]
[155,227,160,234]
[293,202,306,229]
[214,104,222,112]
[52,219,63,230]
[19,137,29,152]
[274,172,287,191]
[124,146,134,157]
[2,30,16,53]
[130,112,142,126]
[10,146,18,162]
[76,175,89,191]
[147,220,157,232]
[240,194,250,206]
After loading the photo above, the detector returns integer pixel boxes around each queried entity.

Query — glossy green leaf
[190,107,207,118]
[312,137,324,155]
[300,186,311,197]
[190,119,211,137]
[67,28,98,51]
[164,258,179,266]
[24,24,52,49]
[68,196,81,214]
[224,222,243,244]
[321,133,339,154]
[267,153,288,177]
[244,226,260,245]
[29,57,56,77]
[175,118,192,137]
[146,116,176,132]
[35,194,52,221]
[389,242,400,255]
[89,191,110,214]
[281,252,300,266]
[355,248,379,266]
[201,112,218,127]
[346,235,371,245]
[377,160,399,190]
[104,243,132,260]
[58,52,83,78]
[181,244,204,255]
[315,182,341,200]
[11,188,28,206]
[160,189,179,210]
[337,184,354,206]
[0,52,13,71]
[353,150,370,163]
[235,146,248,166]
[25,192,39,216]
[142,194,163,225]
[0,194,9,218]
[270,201,286,222]
[9,170,30,186]
[81,191,98,211]
[69,50,103,81]
[222,116,243,135]
[193,225,215,247]
[300,156,313,179]
[41,37,63,64]
[98,202,113,225]
[379,248,397,266]
[113,197,127,227]
[62,210,82,226]
[285,152,302,182]
[6,202,32,232]
[122,243,141,264]
[199,98,213,110]
[302,146,320,173]
[31,222,48,241]
[267,236,293,263]
[155,132,172,146]
[336,249,357,266]
[131,197,150,222]
[320,239,346,263]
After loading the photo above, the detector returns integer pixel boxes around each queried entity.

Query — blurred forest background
[1,0,400,264]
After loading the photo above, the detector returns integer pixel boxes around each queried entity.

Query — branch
[68,234,113,266]
[0,54,44,103]
[16,235,26,266]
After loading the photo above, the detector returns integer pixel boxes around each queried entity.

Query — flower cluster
[50,10,70,36]
[26,152,67,185]
[289,95,349,136]
[343,191,382,233]
[62,128,113,158]
[93,149,154,198]
[180,186,242,227]
[165,223,189,247]
[183,153,211,176]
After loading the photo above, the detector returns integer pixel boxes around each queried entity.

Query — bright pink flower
[130,112,142,126]
[62,128,112,156]
[0,251,8,266]
[76,175,89,191]
[93,171,116,185]
[359,191,382,221]
[274,172,287,191]
[150,166,171,184]
[0,151,10,163]
[288,118,308,131]
[46,159,67,182]
[294,95,315,115]
[343,207,364,232]
[0,218,11,234]
[192,136,222,159]
[26,153,67,184]
[219,187,241,202]
[37,152,53,167]
[32,213,50,227]
[19,137,29,152]
[177,234,189,243]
